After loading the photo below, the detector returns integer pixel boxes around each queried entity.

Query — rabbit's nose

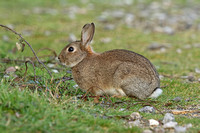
[58,55,61,60]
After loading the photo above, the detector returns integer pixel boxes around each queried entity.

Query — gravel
[139,106,156,113]
[126,111,193,132]
[162,113,175,124]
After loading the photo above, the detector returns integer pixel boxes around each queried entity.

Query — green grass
[0,0,200,132]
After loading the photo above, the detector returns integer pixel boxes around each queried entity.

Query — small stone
[174,126,187,133]
[76,94,82,98]
[47,63,55,68]
[97,15,108,22]
[185,123,192,129]
[185,98,191,102]
[176,49,182,54]
[193,43,200,48]
[52,69,59,73]
[67,70,72,73]
[147,43,169,51]
[73,84,79,88]
[3,75,10,78]
[162,113,175,124]
[119,108,126,111]
[173,97,182,102]
[149,119,159,126]
[139,106,156,113]
[111,10,124,19]
[180,76,189,79]
[195,68,200,74]
[15,112,20,118]
[163,121,178,129]
[15,66,20,70]
[163,26,174,35]
[104,24,115,30]
[154,127,165,133]
[158,47,167,53]
[130,112,141,120]
[142,129,153,133]
[128,120,141,127]
[123,0,133,5]
[183,45,191,49]
[125,13,135,25]
[180,75,195,82]
[187,75,195,82]
[5,66,16,74]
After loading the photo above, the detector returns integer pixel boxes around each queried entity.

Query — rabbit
[58,23,162,100]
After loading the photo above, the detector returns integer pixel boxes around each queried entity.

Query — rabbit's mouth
[61,61,78,68]
[66,62,79,68]
[61,63,67,66]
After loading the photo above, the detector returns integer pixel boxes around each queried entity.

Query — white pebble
[52,69,59,73]
[149,119,159,126]
[185,123,192,129]
[143,129,153,133]
[3,75,10,78]
[128,120,141,127]
[163,121,178,129]
[119,108,126,111]
[73,84,79,88]
[162,113,175,124]
[176,48,182,54]
[195,68,200,74]
[139,106,156,113]
[47,63,55,68]
[130,112,141,120]
[174,126,187,133]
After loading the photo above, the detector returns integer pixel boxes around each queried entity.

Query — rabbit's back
[102,50,159,98]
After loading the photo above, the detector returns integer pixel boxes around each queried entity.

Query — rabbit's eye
[68,47,74,52]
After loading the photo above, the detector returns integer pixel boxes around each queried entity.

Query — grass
[0,0,200,132]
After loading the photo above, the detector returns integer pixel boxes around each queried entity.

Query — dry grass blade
[171,110,200,115]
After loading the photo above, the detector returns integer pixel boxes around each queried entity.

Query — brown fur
[58,23,160,100]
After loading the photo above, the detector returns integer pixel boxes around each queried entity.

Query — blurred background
[1,0,200,76]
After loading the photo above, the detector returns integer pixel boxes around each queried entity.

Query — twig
[23,60,36,81]
[0,24,52,77]
[1,58,26,63]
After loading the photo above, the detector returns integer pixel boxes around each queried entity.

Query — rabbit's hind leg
[120,77,152,100]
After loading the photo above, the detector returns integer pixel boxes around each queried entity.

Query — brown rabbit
[58,23,162,100]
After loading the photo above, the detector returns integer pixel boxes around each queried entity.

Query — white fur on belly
[95,88,127,96]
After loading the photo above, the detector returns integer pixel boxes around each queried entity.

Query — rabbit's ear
[81,23,95,47]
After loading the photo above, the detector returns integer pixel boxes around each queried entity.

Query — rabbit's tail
[149,88,163,98]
